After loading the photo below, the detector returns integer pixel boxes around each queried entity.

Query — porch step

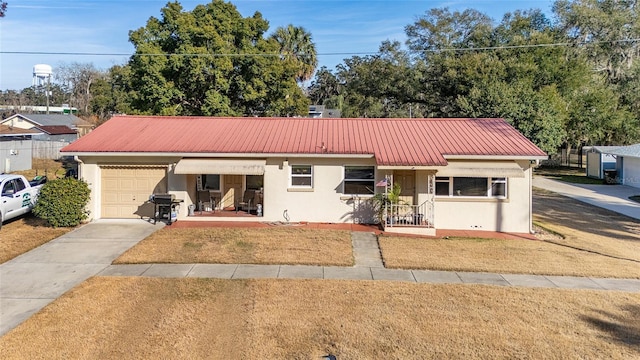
[351,232,384,268]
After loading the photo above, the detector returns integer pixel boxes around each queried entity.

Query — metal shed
[585,146,619,180]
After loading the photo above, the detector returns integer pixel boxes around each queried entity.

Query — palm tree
[271,25,318,83]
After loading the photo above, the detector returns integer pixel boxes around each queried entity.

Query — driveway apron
[0,219,162,336]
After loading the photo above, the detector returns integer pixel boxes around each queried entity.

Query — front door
[394,171,415,205]
[222,175,243,209]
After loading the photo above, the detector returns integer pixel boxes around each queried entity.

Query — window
[14,178,26,192]
[344,166,375,195]
[246,175,263,190]
[453,177,487,196]
[2,180,15,196]
[435,177,507,198]
[202,174,220,190]
[290,165,313,188]
[491,177,506,197]
[435,177,450,196]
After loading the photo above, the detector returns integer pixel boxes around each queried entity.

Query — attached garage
[607,144,640,188]
[100,166,167,218]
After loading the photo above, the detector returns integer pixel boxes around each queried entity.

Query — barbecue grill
[150,194,182,225]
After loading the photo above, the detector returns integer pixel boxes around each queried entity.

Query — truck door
[2,179,24,218]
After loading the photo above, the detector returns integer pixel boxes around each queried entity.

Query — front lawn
[1,277,637,359]
[113,227,353,266]
[378,236,638,278]
[379,189,640,278]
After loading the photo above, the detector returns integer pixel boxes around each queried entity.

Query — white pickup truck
[0,174,45,230]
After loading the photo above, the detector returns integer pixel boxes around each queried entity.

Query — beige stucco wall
[77,155,381,223]
[261,157,379,223]
[77,156,181,220]
[433,160,533,233]
[77,156,535,232]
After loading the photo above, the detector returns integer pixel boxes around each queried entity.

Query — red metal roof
[61,116,547,166]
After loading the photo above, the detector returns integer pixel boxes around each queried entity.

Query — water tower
[33,64,53,113]
[33,64,53,87]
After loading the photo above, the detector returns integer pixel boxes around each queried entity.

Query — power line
[1,38,638,58]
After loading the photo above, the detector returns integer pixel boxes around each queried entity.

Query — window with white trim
[490,177,507,197]
[343,166,375,195]
[290,165,313,188]
[435,177,507,198]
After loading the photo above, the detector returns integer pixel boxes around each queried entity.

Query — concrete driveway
[0,219,162,336]
[533,176,640,220]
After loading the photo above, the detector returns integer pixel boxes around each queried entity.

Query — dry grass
[12,158,66,180]
[379,236,639,278]
[114,227,353,266]
[379,188,640,278]
[533,189,640,263]
[0,214,74,263]
[1,277,638,359]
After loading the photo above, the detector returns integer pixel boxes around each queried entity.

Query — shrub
[33,177,91,227]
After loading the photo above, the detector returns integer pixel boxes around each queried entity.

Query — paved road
[533,176,640,220]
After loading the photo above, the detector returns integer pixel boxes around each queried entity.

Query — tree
[55,62,104,114]
[89,64,135,120]
[270,25,318,83]
[126,0,307,116]
[405,7,493,54]
[308,66,340,105]
[554,0,640,83]
[0,1,7,18]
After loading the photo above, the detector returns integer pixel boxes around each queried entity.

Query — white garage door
[101,166,167,218]
[623,157,640,188]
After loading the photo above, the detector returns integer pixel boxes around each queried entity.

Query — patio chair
[236,190,257,213]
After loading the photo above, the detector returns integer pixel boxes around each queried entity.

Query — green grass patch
[553,175,604,184]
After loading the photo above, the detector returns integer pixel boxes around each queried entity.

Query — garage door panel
[624,158,640,188]
[101,167,167,218]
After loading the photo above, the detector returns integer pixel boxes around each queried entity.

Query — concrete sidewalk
[533,176,640,220]
[0,219,163,336]
[99,263,640,292]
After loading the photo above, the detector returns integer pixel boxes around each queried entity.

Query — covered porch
[174,158,265,220]
[376,169,436,236]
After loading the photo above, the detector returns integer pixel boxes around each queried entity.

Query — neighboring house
[0,113,92,138]
[61,116,547,236]
[0,125,41,173]
[585,146,619,180]
[605,144,640,188]
[33,125,78,143]
[308,105,341,118]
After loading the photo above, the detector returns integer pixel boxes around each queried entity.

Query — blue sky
[0,0,554,91]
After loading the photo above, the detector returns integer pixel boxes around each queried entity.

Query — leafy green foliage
[124,0,308,116]
[33,178,91,228]
[271,24,318,83]
[308,2,639,154]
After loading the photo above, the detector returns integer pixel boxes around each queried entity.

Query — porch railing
[383,200,434,228]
